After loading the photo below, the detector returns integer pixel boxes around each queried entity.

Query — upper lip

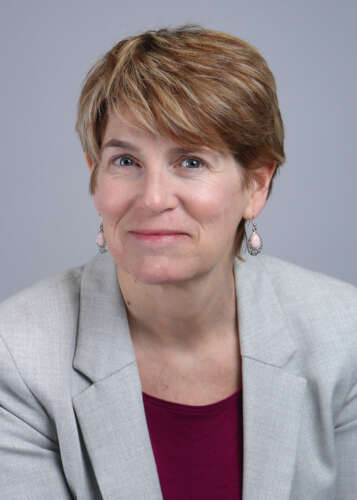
[129,229,188,235]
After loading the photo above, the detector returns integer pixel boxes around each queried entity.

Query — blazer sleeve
[0,334,73,499]
[334,372,357,498]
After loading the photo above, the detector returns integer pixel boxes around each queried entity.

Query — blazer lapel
[72,253,163,499]
[234,256,307,500]
[72,252,306,500]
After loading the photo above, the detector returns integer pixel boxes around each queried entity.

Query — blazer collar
[73,251,136,382]
[73,252,306,500]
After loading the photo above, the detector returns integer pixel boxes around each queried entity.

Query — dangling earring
[96,219,107,253]
[245,218,263,256]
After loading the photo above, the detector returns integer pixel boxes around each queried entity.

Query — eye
[180,157,206,169]
[111,155,137,167]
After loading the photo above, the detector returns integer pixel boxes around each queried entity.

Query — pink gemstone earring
[96,220,107,253]
[246,218,263,256]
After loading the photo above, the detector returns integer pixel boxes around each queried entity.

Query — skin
[87,108,276,402]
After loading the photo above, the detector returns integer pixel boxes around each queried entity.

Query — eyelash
[110,155,207,170]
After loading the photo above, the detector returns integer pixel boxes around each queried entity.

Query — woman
[0,24,356,500]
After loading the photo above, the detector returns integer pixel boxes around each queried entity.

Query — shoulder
[240,253,357,342]
[258,253,357,314]
[257,253,357,377]
[0,262,86,382]
[0,263,85,333]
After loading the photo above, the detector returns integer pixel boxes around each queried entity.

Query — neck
[116,258,238,354]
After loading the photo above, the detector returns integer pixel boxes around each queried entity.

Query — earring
[245,218,263,256]
[96,220,107,254]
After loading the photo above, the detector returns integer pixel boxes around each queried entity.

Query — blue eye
[112,155,135,167]
[181,157,205,169]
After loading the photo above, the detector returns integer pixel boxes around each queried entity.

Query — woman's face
[91,110,261,285]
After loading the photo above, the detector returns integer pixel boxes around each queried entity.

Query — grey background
[1,0,356,302]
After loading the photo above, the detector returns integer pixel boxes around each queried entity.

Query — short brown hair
[75,24,285,260]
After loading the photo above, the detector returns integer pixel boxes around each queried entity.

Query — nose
[137,169,178,213]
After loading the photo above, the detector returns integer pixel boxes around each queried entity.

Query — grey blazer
[0,251,356,500]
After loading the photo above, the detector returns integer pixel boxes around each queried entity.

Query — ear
[242,162,277,220]
[85,152,93,171]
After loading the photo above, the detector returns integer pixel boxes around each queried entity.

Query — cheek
[93,181,129,219]
[191,183,243,227]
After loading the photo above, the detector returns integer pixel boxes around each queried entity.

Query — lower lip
[129,232,188,243]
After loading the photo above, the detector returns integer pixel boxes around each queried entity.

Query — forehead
[103,108,145,136]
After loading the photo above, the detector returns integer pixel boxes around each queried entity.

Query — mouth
[129,229,188,235]
[128,230,189,243]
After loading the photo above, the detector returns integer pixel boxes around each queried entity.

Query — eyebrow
[101,139,220,160]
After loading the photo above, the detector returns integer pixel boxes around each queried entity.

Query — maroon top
[142,388,243,499]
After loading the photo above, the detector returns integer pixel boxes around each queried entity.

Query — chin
[121,255,200,285]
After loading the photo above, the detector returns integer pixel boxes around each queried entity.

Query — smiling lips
[129,229,188,242]
[130,229,187,235]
